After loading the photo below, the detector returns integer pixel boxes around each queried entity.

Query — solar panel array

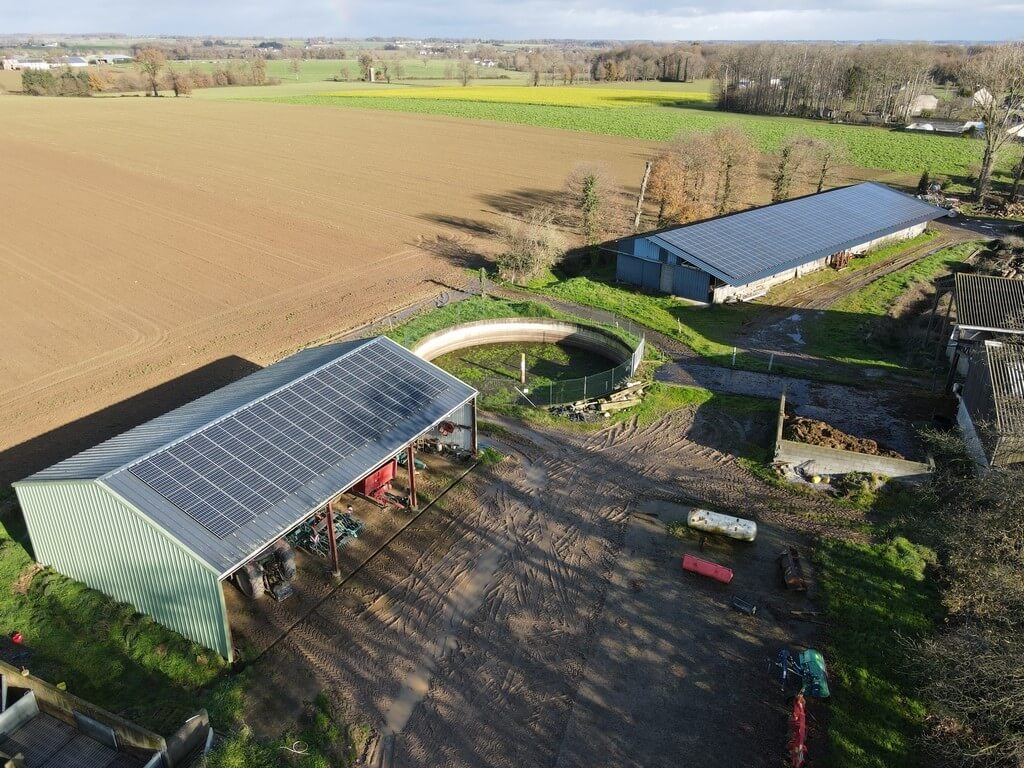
[652,183,945,284]
[128,343,448,538]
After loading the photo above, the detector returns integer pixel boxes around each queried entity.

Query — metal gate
[671,265,711,302]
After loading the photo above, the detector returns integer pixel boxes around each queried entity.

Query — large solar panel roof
[126,343,448,540]
[24,337,476,575]
[640,182,947,286]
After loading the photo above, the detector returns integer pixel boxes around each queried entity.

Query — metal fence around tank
[522,337,645,407]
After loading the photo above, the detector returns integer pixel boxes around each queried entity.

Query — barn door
[659,264,674,293]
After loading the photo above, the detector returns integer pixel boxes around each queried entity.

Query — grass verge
[387,294,640,350]
[204,692,369,768]
[491,381,773,433]
[816,534,941,768]
[803,240,983,368]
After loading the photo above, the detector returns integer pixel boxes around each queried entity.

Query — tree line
[20,48,282,97]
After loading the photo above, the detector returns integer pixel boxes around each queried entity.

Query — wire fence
[523,338,646,407]
[337,274,649,407]
[340,275,491,344]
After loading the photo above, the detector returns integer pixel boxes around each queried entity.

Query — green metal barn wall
[15,482,231,659]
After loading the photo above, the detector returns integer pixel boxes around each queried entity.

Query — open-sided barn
[615,182,948,303]
[13,336,477,659]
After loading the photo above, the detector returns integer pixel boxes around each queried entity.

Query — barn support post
[407,443,418,511]
[470,398,478,457]
[324,502,341,578]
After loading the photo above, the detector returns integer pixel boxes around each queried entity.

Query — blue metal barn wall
[632,238,663,261]
[616,253,645,286]
[14,481,232,659]
[640,260,661,292]
[672,265,711,302]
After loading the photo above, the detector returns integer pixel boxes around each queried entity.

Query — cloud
[1,0,1019,39]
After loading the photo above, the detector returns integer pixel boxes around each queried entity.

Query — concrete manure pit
[243,402,838,767]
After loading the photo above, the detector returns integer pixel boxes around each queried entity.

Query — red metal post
[407,443,418,511]
[324,502,340,577]
[470,397,478,457]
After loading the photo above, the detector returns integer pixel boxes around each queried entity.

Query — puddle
[635,498,692,523]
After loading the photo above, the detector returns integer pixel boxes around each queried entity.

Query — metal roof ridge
[99,337,378,480]
[630,181,864,241]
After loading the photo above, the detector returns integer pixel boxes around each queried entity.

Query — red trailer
[354,458,398,505]
[681,554,734,584]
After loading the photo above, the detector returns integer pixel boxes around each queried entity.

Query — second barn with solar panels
[13,336,478,660]
[614,182,949,303]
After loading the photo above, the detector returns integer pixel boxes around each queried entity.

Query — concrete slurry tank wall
[410,317,636,368]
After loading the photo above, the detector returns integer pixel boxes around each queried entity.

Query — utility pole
[633,160,652,232]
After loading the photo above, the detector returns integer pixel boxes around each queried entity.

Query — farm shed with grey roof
[947,273,1024,379]
[958,340,1024,468]
[14,336,477,660]
[614,182,947,303]
[954,273,1024,334]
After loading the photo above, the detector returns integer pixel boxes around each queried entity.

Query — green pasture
[263,88,1007,177]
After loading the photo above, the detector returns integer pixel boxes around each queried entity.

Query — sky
[1,0,1022,41]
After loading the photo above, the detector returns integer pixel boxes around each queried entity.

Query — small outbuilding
[957,340,1024,468]
[948,272,1024,377]
[14,336,477,660]
[614,182,948,303]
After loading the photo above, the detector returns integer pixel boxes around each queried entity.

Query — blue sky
[1,0,1021,41]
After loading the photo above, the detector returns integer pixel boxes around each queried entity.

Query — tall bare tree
[136,48,166,97]
[457,57,474,87]
[166,67,192,97]
[1010,154,1024,203]
[961,42,1024,201]
[565,163,618,246]
[496,208,564,284]
[289,57,302,81]
[358,52,374,81]
[708,127,757,214]
[803,137,846,193]
[771,135,812,202]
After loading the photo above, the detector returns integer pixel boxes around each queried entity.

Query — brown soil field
[0,71,21,93]
[0,97,656,482]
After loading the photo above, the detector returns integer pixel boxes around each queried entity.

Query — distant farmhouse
[613,182,947,304]
[9,59,51,71]
[905,118,985,135]
[908,93,939,116]
[95,53,134,64]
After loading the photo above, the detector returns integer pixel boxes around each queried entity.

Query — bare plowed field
[0,98,655,481]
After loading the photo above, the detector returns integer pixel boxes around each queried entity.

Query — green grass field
[263,83,1009,177]
[803,240,982,368]
[817,534,941,768]
[171,57,522,84]
[434,341,612,407]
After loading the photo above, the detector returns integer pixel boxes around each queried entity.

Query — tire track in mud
[252,404,852,768]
